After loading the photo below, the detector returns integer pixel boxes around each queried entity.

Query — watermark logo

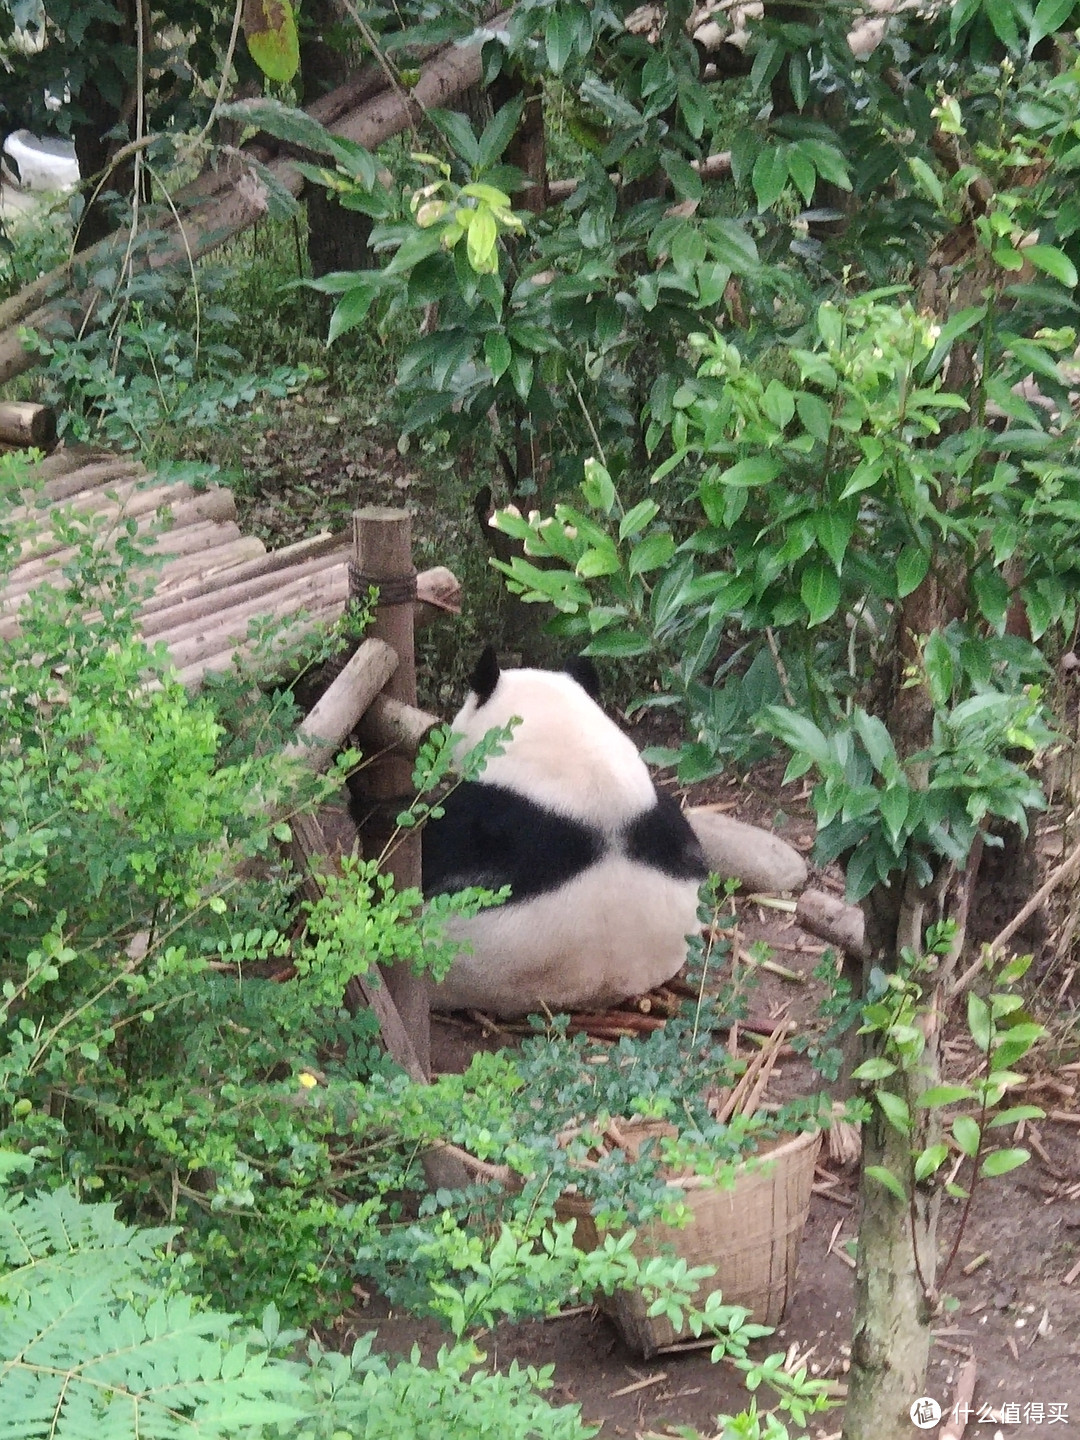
[911,1398,943,1429]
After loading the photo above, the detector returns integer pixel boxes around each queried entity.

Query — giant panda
[422,646,708,1017]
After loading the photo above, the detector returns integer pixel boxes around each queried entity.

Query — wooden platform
[2,445,356,688]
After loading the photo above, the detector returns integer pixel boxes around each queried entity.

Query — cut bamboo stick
[3,516,244,594]
[13,480,205,558]
[32,446,117,485]
[174,601,343,689]
[11,470,164,524]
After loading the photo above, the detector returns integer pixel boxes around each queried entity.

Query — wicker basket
[557,1125,821,1358]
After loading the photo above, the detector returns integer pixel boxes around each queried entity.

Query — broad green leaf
[620,500,660,540]
[719,456,783,488]
[851,1057,897,1081]
[466,206,499,273]
[918,1085,974,1107]
[479,99,525,168]
[984,0,1022,50]
[243,0,299,82]
[577,542,620,578]
[876,1090,911,1134]
[924,305,987,379]
[987,1105,1044,1127]
[545,7,576,74]
[796,392,833,442]
[758,706,833,767]
[814,508,853,570]
[866,1164,907,1200]
[628,532,677,575]
[971,565,1010,629]
[896,545,930,598]
[762,379,796,430]
[799,139,851,189]
[914,1143,950,1181]
[1031,0,1077,45]
[923,630,954,707]
[507,349,534,401]
[582,457,616,515]
[968,992,992,1052]
[952,1114,981,1157]
[661,152,704,201]
[752,146,790,213]
[584,629,652,657]
[217,97,332,155]
[951,0,983,36]
[907,156,944,207]
[484,332,512,380]
[879,785,908,845]
[817,303,843,349]
[787,146,817,205]
[979,1147,1030,1177]
[429,109,482,166]
[328,283,377,343]
[853,710,897,773]
[1023,244,1079,288]
[801,564,842,626]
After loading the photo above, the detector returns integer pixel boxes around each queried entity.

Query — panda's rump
[434,853,701,1016]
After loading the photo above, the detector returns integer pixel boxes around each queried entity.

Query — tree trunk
[301,0,375,280]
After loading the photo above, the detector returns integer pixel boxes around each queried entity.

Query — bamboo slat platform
[0,444,398,689]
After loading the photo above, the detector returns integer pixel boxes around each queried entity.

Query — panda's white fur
[427,652,707,1017]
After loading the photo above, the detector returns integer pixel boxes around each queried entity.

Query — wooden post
[351,507,431,1076]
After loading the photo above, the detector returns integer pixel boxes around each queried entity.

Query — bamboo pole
[10,467,158,522]
[141,553,348,636]
[351,506,430,1076]
[13,480,207,557]
[141,531,343,609]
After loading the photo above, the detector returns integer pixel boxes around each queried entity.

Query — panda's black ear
[471,645,501,706]
[564,655,601,701]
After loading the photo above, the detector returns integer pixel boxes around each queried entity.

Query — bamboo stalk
[141,554,348,636]
[13,480,206,558]
[174,598,343,688]
[3,517,244,594]
[10,468,161,523]
[140,531,344,610]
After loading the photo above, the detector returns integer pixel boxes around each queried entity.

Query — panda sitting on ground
[419,647,709,1018]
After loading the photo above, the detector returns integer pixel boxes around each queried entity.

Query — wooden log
[415,564,462,623]
[796,888,868,959]
[352,506,430,1076]
[163,567,349,669]
[357,693,441,753]
[151,536,266,588]
[141,531,344,610]
[174,599,343,688]
[5,512,242,592]
[282,637,398,773]
[13,480,205,559]
[11,467,159,523]
[141,553,347,636]
[30,445,116,485]
[11,459,146,517]
[0,401,57,449]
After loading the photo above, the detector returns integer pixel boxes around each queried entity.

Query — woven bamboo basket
[557,1124,821,1358]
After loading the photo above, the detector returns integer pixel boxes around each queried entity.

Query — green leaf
[628,532,677,575]
[896,546,930,598]
[507,349,534,401]
[979,1147,1030,1177]
[466,206,499,273]
[967,991,992,1052]
[952,1114,981,1157]
[430,108,481,166]
[582,457,616,515]
[216,97,333,155]
[620,500,660,539]
[907,156,944,207]
[914,1143,950,1181]
[484,332,512,380]
[328,283,378,343]
[1023,244,1079,288]
[718,456,783,488]
[661,153,704,201]
[851,1057,898,1081]
[984,0,1022,50]
[865,1164,907,1200]
[545,7,576,74]
[814,508,853,570]
[878,785,908,845]
[1031,0,1077,45]
[796,392,833,442]
[971,565,1010,629]
[876,1090,912,1134]
[923,630,954,707]
[761,379,796,430]
[918,1084,974,1107]
[987,1105,1044,1127]
[584,629,652,657]
[243,0,300,82]
[801,564,842,626]
[478,98,525,168]
[752,146,790,213]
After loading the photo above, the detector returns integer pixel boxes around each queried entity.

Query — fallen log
[0,401,57,450]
